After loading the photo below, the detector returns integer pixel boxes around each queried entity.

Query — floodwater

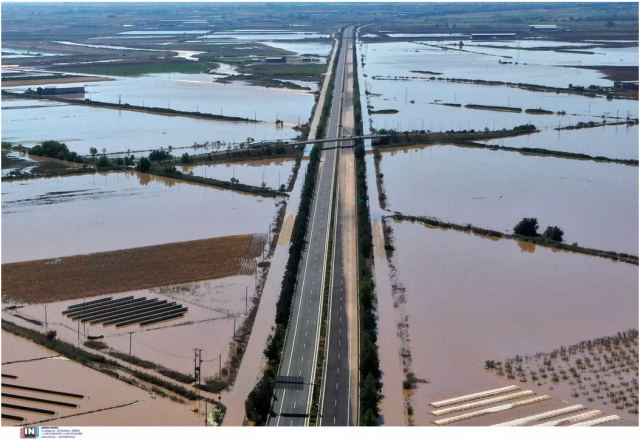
[462,40,639,67]
[1,171,280,263]
[363,76,637,132]
[379,144,638,255]
[480,124,639,160]
[359,40,637,132]
[1,97,297,155]
[199,32,330,41]
[10,274,258,375]
[361,40,637,87]
[180,157,296,190]
[385,219,638,425]
[63,73,317,126]
[260,40,332,57]
[1,331,203,426]
[4,71,316,127]
[118,30,210,35]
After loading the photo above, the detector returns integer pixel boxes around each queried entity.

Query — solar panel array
[62,296,187,327]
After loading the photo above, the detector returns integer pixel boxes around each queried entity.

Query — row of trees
[353,43,381,426]
[513,217,564,242]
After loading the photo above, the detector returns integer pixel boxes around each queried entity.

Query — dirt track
[2,235,261,304]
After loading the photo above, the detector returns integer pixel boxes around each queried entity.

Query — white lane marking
[276,148,327,426]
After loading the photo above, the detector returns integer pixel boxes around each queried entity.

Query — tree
[97,155,110,167]
[89,147,98,158]
[46,330,57,341]
[136,157,151,172]
[180,153,192,164]
[148,149,172,162]
[543,226,564,242]
[514,217,539,237]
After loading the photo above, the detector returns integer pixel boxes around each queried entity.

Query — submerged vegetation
[372,124,538,148]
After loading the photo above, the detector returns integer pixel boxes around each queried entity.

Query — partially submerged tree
[543,226,564,242]
[514,217,539,237]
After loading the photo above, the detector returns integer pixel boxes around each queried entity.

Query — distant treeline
[372,124,537,147]
[457,140,638,166]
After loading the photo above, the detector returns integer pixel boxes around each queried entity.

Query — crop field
[2,235,264,304]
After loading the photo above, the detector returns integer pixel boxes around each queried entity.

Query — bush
[403,372,417,389]
[543,226,564,242]
[513,217,539,237]
[84,340,108,350]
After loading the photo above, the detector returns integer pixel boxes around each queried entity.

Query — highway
[319,27,356,427]
[270,26,353,426]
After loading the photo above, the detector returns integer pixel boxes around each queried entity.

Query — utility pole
[44,305,48,333]
[232,315,236,341]
[128,331,133,356]
[254,260,258,291]
[218,353,222,378]
[245,287,248,315]
[194,348,203,386]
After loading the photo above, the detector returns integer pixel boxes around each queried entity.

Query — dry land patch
[2,235,262,304]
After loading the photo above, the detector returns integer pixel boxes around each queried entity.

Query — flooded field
[180,157,296,190]
[479,124,639,160]
[364,77,637,132]
[260,40,333,58]
[385,219,638,425]
[199,32,330,41]
[1,331,203,426]
[1,171,279,263]
[361,40,637,87]
[378,144,638,254]
[359,40,637,132]
[1,97,296,155]
[60,73,316,126]
[6,273,256,375]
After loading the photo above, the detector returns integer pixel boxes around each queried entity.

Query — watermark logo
[20,426,39,438]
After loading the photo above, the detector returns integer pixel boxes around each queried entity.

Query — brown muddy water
[7,274,258,375]
[1,171,280,263]
[479,124,639,161]
[378,144,638,255]
[1,331,202,426]
[383,219,637,425]
[180,157,296,190]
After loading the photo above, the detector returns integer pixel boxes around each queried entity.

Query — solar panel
[63,296,187,327]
